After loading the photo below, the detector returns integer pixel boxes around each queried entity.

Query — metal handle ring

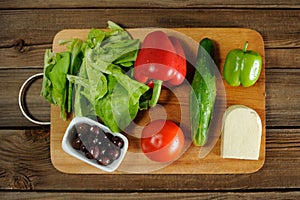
[18,73,51,125]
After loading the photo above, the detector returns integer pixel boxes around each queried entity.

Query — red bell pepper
[134,31,186,107]
[168,36,187,85]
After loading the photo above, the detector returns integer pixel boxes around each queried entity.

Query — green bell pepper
[223,41,262,87]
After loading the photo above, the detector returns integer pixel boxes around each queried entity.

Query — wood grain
[0,44,50,69]
[49,28,265,174]
[1,68,300,128]
[0,67,298,128]
[0,129,299,190]
[0,0,299,196]
[266,69,300,127]
[1,48,298,69]
[1,0,299,9]
[0,9,299,48]
[0,68,50,128]
[1,191,300,200]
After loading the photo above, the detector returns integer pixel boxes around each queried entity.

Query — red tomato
[141,119,185,163]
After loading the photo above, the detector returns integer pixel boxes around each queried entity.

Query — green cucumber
[190,38,217,146]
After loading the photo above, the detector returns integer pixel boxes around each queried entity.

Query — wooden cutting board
[50,28,265,174]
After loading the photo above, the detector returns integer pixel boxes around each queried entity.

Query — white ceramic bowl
[62,116,128,172]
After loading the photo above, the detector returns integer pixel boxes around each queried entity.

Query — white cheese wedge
[221,105,262,160]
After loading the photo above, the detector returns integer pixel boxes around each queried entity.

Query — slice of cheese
[221,105,262,160]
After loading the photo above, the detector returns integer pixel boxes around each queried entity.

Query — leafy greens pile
[41,21,149,132]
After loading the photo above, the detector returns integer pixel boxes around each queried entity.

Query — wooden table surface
[0,0,299,199]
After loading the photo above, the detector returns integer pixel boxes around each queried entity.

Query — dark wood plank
[265,48,300,69]
[0,9,299,48]
[0,0,299,9]
[0,10,298,128]
[0,69,50,128]
[1,46,299,70]
[0,43,50,69]
[266,69,300,127]
[1,68,299,128]
[1,191,300,200]
[0,129,299,190]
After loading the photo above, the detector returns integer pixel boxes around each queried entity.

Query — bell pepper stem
[149,79,163,107]
[243,41,249,52]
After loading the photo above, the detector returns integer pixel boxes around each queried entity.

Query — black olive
[99,145,107,157]
[80,144,88,153]
[72,137,82,150]
[104,132,113,141]
[85,151,94,159]
[97,156,112,166]
[75,123,91,135]
[71,121,124,167]
[96,131,106,142]
[106,141,114,149]
[89,146,100,159]
[97,140,104,147]
[112,136,124,149]
[107,147,121,160]
[92,137,99,145]
[90,125,101,135]
[85,134,95,146]
[70,127,77,136]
